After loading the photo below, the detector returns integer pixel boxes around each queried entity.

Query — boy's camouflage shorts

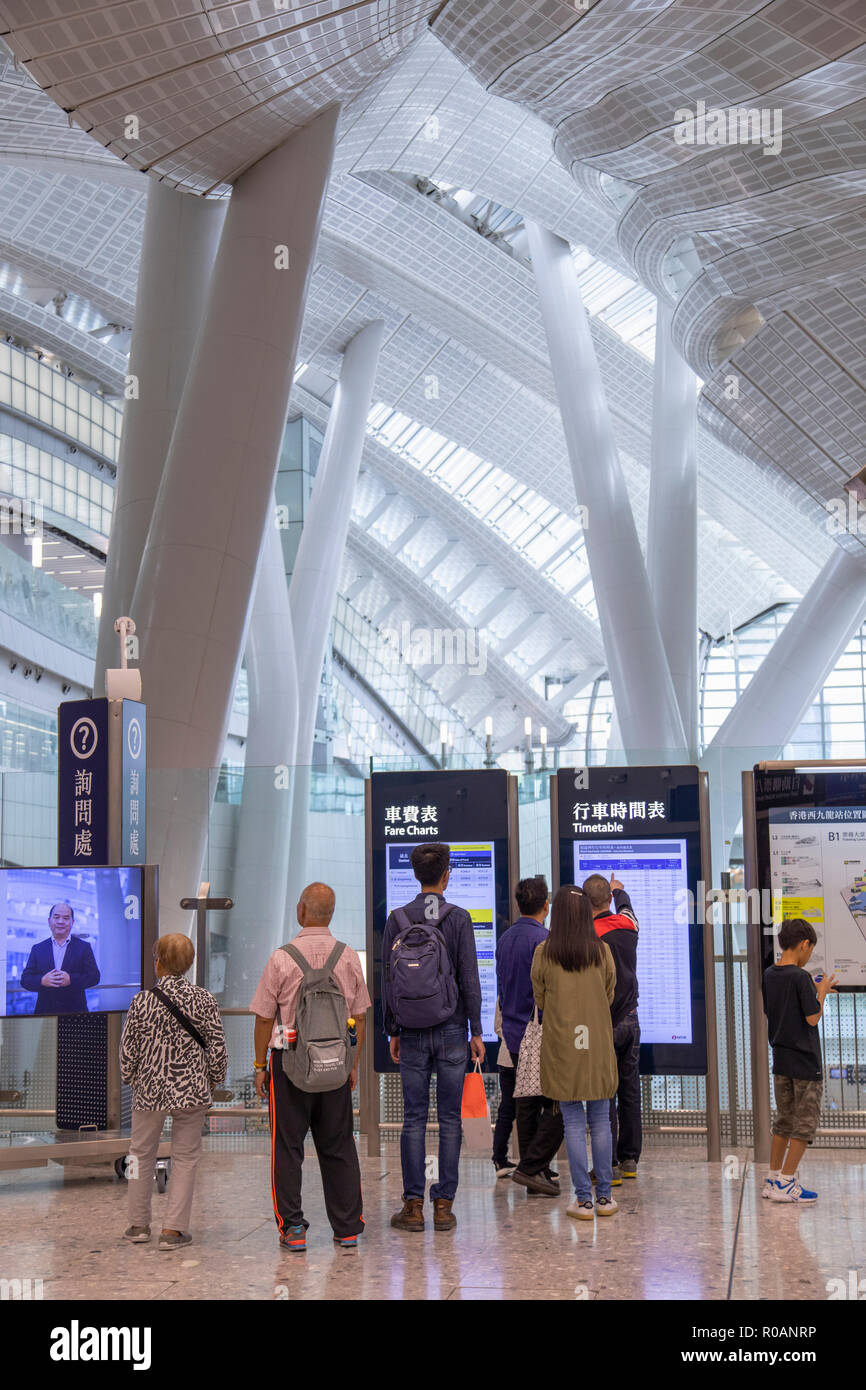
[772,1075,823,1144]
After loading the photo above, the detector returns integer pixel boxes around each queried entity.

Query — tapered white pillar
[707,547,866,869]
[286,319,384,922]
[526,222,686,756]
[95,183,225,692]
[224,512,298,1003]
[648,299,699,755]
[133,107,339,930]
[712,548,866,751]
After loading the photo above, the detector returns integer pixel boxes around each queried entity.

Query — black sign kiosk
[552,765,720,1157]
[363,768,519,1154]
[56,697,156,1131]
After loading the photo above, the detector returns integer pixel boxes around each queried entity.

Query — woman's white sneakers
[566,1196,619,1219]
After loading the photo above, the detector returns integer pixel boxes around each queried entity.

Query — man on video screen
[20,903,100,1014]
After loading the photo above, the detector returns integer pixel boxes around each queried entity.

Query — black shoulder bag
[150,986,207,1050]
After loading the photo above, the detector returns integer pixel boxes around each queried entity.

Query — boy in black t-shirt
[762,918,836,1204]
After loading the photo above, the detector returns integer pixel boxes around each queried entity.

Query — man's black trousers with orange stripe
[268,1052,364,1240]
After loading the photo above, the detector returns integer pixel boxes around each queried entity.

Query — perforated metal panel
[0,1015,57,1135]
[55,1013,110,1130]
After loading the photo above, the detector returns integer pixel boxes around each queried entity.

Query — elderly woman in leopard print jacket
[120,933,227,1252]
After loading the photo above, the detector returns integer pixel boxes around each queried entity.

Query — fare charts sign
[383,802,440,836]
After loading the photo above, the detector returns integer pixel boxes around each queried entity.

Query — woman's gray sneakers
[123,1226,151,1243]
[158,1232,193,1251]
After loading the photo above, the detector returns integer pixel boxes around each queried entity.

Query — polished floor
[1,1136,864,1300]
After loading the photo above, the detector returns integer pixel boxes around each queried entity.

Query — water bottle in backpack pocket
[384,906,459,1030]
[278,941,353,1092]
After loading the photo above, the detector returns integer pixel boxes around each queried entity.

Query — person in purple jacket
[496,875,562,1197]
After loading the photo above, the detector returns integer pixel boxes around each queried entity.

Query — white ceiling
[0,3,862,741]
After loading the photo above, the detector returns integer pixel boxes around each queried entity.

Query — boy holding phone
[762,917,836,1204]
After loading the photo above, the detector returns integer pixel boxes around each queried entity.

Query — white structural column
[132,107,339,931]
[712,547,866,752]
[286,319,385,921]
[526,222,686,756]
[707,547,866,864]
[647,299,699,755]
[95,183,225,691]
[224,512,298,1004]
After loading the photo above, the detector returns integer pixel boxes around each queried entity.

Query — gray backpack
[278,941,353,1092]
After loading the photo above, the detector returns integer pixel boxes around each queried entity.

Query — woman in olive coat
[531,885,618,1219]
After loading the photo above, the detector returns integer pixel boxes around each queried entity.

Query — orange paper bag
[461,1061,491,1153]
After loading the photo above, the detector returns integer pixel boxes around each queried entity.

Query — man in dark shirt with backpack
[384,842,484,1233]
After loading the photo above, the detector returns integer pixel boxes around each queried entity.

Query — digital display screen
[386,842,497,1042]
[555,766,707,1075]
[573,838,692,1044]
[368,769,515,1072]
[1,865,143,1018]
[768,806,866,986]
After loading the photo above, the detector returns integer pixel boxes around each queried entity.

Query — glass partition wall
[1,753,863,1151]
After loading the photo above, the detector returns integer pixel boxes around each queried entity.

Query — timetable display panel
[554,766,708,1076]
[755,768,866,989]
[573,838,692,1045]
[368,769,516,1072]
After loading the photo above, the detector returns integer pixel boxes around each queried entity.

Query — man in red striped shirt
[251,883,371,1253]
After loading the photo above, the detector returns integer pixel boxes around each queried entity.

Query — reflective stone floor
[1,1137,864,1300]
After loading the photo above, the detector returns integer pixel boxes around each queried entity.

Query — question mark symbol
[81,725,89,750]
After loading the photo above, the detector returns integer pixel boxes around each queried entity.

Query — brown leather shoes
[433,1198,457,1231]
[390,1197,424,1232]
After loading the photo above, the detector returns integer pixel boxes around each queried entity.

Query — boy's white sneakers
[768,1175,818,1203]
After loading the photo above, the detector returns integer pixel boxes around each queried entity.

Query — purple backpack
[385,906,459,1029]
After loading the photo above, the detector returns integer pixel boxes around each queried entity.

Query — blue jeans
[561,1099,613,1201]
[399,1022,467,1201]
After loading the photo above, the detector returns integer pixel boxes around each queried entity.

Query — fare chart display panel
[555,766,707,1075]
[755,768,866,989]
[385,842,497,1042]
[369,770,514,1073]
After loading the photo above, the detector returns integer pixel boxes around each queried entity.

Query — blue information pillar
[56,697,147,1130]
[59,698,146,869]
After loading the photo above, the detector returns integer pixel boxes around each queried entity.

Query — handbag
[461,1059,492,1154]
[150,986,207,1050]
[512,1006,543,1098]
